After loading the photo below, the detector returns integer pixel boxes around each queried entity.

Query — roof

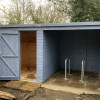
[0,22,100,28]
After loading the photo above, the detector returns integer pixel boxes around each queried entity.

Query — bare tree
[0,0,35,24]
[0,0,70,24]
[29,2,70,24]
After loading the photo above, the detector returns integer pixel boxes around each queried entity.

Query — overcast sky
[0,0,47,9]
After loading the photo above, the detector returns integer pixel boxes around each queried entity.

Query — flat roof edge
[0,22,100,28]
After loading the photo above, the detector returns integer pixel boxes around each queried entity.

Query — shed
[0,22,100,83]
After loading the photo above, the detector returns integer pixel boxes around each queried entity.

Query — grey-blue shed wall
[59,30,100,72]
[43,30,100,74]
[43,31,60,82]
[0,28,45,82]
[1,22,100,82]
[36,30,44,82]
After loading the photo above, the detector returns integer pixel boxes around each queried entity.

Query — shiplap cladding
[36,30,44,82]
[43,31,60,82]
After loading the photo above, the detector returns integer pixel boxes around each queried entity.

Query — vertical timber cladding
[73,31,86,70]
[74,30,100,72]
[60,30,100,72]
[73,30,100,72]
[60,30,86,70]
[86,31,100,72]
[0,29,19,80]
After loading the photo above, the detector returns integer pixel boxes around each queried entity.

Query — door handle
[0,52,2,56]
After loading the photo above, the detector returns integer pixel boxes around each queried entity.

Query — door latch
[0,52,2,56]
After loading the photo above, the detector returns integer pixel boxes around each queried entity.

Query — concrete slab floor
[42,70,100,95]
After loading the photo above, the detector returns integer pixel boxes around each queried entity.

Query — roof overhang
[1,22,100,28]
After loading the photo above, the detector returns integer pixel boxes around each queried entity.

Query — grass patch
[30,88,41,97]
[77,97,83,100]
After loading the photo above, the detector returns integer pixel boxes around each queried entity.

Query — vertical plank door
[0,32,19,80]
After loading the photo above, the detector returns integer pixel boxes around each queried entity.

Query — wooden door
[0,32,19,80]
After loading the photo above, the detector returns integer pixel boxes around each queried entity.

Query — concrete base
[63,78,69,80]
[42,70,100,95]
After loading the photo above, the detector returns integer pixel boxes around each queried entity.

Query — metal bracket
[65,58,68,80]
[0,52,2,57]
[68,59,72,75]
[80,60,85,82]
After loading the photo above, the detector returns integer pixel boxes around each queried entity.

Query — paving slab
[3,80,41,92]
[3,80,26,89]
[19,81,40,91]
[0,91,16,100]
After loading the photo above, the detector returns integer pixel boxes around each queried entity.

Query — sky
[0,0,47,9]
[0,0,47,15]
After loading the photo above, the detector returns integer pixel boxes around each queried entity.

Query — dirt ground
[28,88,78,100]
[28,88,100,100]
[0,80,100,100]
